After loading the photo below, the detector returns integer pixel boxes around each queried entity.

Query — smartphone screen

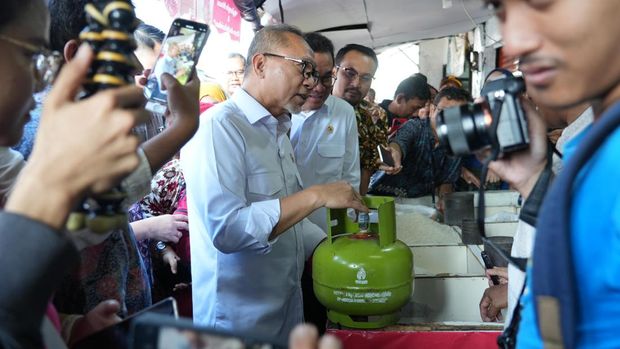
[480,251,500,285]
[144,19,210,106]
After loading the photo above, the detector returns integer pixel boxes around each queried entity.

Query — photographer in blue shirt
[482,1,620,348]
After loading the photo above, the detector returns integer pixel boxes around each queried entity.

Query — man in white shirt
[225,53,246,97]
[181,24,367,343]
[291,32,360,233]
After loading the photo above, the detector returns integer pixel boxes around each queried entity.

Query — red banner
[328,329,501,349]
[212,0,241,41]
[164,0,199,21]
[164,0,180,16]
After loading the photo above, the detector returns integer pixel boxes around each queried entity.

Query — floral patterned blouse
[128,158,185,283]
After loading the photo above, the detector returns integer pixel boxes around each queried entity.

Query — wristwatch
[155,241,167,252]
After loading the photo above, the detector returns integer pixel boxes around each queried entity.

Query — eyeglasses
[262,53,319,87]
[227,70,245,78]
[0,34,63,93]
[319,74,335,88]
[336,66,375,84]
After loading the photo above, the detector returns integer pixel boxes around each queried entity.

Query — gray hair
[245,24,305,73]
[228,52,246,61]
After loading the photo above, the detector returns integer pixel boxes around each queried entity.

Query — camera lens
[436,102,493,156]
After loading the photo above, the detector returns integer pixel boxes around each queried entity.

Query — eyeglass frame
[318,72,336,88]
[262,52,320,87]
[0,34,63,93]
[335,65,375,84]
[227,69,245,78]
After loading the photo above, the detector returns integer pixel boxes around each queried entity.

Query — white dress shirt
[291,95,360,232]
[181,89,326,343]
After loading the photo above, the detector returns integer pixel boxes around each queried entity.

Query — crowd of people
[2,0,620,349]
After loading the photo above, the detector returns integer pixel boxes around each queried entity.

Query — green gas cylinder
[312,196,414,329]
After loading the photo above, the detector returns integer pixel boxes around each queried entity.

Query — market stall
[317,192,521,349]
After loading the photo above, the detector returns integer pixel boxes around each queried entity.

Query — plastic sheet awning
[262,0,493,50]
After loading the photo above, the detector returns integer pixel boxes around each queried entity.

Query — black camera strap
[475,99,523,268]
[497,278,527,349]
[474,98,555,273]
[494,153,556,348]
[477,100,557,349]
[519,141,555,228]
[475,99,527,349]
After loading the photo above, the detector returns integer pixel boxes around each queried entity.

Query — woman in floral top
[128,158,186,284]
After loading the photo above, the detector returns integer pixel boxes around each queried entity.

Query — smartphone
[130,313,286,349]
[481,251,500,285]
[73,297,178,349]
[377,145,395,167]
[144,18,210,113]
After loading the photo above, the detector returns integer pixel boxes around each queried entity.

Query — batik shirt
[53,225,152,317]
[355,100,389,171]
[369,118,461,197]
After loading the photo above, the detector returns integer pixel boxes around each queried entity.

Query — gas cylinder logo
[355,267,368,285]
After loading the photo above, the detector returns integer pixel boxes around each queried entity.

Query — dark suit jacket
[0,212,79,349]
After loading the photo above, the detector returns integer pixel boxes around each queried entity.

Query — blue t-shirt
[517,123,620,348]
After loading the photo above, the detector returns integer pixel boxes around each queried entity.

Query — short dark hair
[0,0,37,31]
[394,74,430,101]
[134,23,165,49]
[303,32,334,63]
[434,86,472,105]
[245,24,305,72]
[49,0,89,52]
[335,44,378,70]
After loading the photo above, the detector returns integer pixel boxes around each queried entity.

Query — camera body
[436,75,529,156]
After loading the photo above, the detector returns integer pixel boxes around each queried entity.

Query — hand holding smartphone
[377,144,395,167]
[73,298,178,349]
[481,251,500,285]
[144,18,210,114]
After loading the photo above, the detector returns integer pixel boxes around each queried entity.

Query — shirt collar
[232,88,273,125]
[297,96,331,119]
[233,88,292,137]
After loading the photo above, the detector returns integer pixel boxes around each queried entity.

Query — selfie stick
[66,0,139,233]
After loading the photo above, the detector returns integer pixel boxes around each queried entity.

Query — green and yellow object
[312,196,414,329]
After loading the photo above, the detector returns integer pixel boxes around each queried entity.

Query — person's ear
[395,93,407,105]
[63,40,80,63]
[252,53,266,79]
[153,42,162,56]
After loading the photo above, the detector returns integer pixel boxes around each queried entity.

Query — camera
[436,75,529,156]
